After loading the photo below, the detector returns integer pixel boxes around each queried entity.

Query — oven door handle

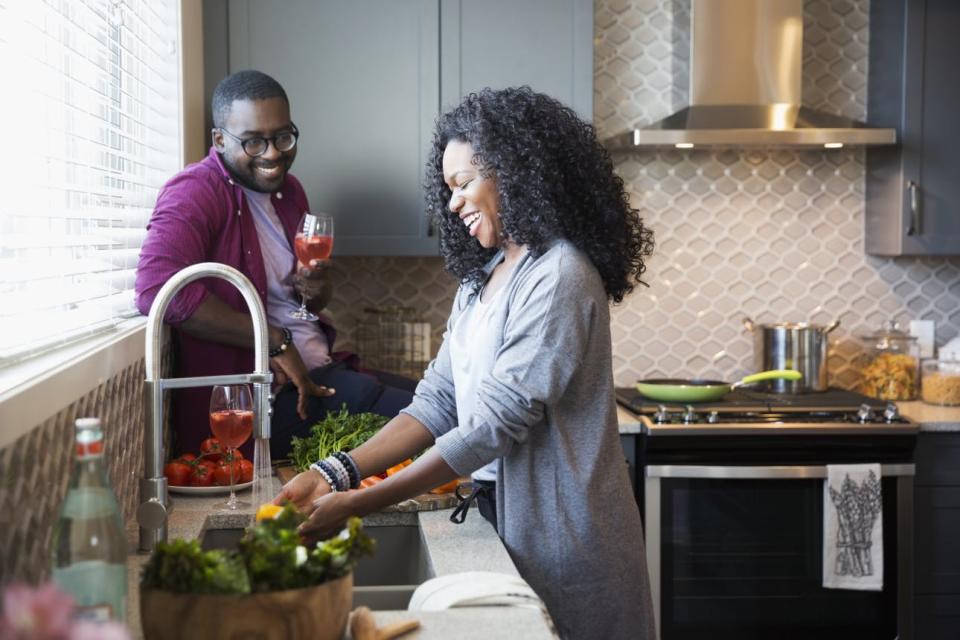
[645,463,915,479]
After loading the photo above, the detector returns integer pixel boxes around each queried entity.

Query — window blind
[0,0,181,363]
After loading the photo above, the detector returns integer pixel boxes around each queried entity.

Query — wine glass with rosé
[289,212,334,321]
[209,384,254,510]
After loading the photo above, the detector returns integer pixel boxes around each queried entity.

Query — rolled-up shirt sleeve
[135,173,222,324]
[432,254,597,476]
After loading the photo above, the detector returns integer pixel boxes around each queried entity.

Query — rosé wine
[209,409,253,449]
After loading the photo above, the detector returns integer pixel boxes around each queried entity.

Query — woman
[273,86,656,639]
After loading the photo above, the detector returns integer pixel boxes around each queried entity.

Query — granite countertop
[896,401,960,432]
[125,477,555,640]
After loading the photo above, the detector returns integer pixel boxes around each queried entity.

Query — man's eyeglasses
[218,124,299,157]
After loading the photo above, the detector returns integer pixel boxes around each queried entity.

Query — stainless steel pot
[742,317,840,393]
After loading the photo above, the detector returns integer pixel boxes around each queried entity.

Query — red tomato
[163,461,191,486]
[214,459,242,486]
[238,459,254,483]
[175,453,197,464]
[188,464,215,487]
[200,437,224,462]
[198,458,218,475]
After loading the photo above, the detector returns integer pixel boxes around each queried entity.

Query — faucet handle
[137,497,167,530]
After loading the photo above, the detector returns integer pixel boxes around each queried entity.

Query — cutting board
[275,465,459,512]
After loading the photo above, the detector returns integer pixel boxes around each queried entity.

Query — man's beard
[222,154,288,193]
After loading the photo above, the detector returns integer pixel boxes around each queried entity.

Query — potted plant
[139,506,374,640]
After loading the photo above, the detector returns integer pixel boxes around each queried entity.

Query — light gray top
[449,272,507,481]
[403,240,655,640]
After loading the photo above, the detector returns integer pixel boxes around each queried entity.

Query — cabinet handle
[906,180,921,236]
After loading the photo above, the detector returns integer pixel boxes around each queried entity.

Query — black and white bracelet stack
[309,451,361,492]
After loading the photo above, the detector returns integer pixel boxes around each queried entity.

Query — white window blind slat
[0,0,181,364]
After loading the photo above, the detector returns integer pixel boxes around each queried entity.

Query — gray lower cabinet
[866,0,960,256]
[913,433,960,638]
[217,0,593,256]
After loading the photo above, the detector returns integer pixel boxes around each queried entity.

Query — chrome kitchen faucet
[137,262,273,552]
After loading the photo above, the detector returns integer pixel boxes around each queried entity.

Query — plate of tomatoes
[163,436,255,495]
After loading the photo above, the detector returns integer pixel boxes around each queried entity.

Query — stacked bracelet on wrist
[269,327,293,357]
[310,451,361,492]
[333,451,360,488]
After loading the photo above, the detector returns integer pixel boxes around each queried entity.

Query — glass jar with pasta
[859,321,920,401]
[921,359,960,406]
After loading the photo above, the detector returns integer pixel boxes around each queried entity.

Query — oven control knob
[707,411,720,424]
[682,405,698,423]
[857,403,876,423]
[654,404,670,423]
[883,402,901,423]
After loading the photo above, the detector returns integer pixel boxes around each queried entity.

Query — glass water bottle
[51,417,128,622]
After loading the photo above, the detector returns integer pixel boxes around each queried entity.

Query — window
[0,0,181,364]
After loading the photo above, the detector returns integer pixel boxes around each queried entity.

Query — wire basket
[356,306,431,380]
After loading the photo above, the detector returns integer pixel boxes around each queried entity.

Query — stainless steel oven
[616,388,919,640]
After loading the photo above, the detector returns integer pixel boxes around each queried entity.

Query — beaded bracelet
[333,451,360,489]
[325,457,350,492]
[268,327,293,358]
[309,461,338,492]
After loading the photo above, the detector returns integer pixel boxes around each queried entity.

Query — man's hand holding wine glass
[289,212,334,321]
[293,258,332,315]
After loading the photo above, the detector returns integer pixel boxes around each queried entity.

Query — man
[135,70,414,459]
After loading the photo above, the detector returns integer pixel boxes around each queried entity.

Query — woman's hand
[297,491,355,543]
[270,342,335,418]
[272,469,331,512]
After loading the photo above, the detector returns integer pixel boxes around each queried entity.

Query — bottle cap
[74,417,104,457]
[75,417,102,429]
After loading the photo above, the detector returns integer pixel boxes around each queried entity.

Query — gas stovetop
[615,387,920,436]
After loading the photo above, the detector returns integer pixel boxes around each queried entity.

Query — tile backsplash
[328,0,960,391]
[595,0,960,388]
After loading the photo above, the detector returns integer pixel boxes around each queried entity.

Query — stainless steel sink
[199,524,432,610]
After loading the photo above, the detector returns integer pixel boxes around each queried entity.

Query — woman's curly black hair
[424,86,654,303]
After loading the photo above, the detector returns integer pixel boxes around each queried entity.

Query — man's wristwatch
[269,327,293,357]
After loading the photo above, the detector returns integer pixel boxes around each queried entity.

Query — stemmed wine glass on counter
[290,212,334,322]
[209,384,254,510]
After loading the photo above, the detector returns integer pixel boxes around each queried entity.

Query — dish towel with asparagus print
[823,463,883,591]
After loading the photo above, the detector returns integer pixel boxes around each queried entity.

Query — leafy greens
[140,506,375,594]
[289,406,388,472]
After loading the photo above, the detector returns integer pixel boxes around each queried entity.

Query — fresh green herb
[140,506,375,594]
[289,406,388,472]
[140,539,250,594]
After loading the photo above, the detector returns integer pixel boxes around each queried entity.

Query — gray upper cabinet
[440,0,594,121]
[218,0,593,256]
[227,0,440,256]
[866,0,960,256]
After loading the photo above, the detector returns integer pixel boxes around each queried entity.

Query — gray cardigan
[402,240,655,640]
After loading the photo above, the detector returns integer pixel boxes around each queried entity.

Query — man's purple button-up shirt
[135,147,337,456]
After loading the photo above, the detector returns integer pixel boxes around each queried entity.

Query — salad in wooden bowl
[139,505,375,640]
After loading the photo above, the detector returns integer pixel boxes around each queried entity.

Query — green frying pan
[635,369,803,403]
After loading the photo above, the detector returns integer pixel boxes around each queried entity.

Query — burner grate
[615,386,890,417]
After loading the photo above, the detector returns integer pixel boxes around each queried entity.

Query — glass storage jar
[921,359,960,406]
[859,321,921,401]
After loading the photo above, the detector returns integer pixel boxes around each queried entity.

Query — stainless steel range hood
[605,0,896,149]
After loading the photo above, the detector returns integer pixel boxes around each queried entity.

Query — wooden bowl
[140,573,352,640]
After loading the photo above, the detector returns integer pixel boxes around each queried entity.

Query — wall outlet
[910,320,936,359]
